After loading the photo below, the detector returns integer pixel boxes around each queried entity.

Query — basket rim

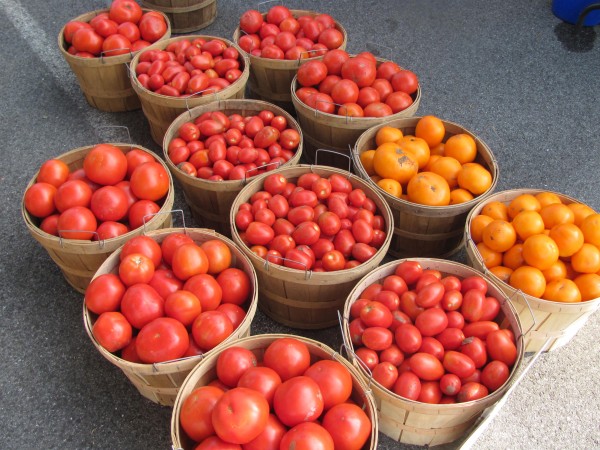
[22,143,175,249]
[352,116,499,213]
[464,188,600,308]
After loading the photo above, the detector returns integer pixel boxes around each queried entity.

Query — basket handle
[257,0,283,13]
[95,125,133,146]
[309,95,356,124]
[509,289,537,337]
[243,161,283,183]
[142,209,186,234]
[263,254,312,280]
[314,148,352,173]
[184,89,220,115]
[337,311,373,392]
[365,42,393,61]
[297,48,327,64]
[100,48,134,63]
[57,230,104,248]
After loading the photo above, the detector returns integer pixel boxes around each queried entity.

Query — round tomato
[237,366,282,407]
[109,0,142,24]
[24,183,57,218]
[83,144,127,186]
[120,283,164,329]
[243,413,286,450]
[130,161,169,201]
[184,274,223,311]
[118,253,155,286]
[263,337,310,381]
[135,317,189,363]
[179,385,224,442]
[440,373,462,396]
[481,360,510,392]
[390,69,419,95]
[418,380,443,404]
[216,267,251,305]
[102,34,131,56]
[85,273,125,314]
[322,403,371,450]
[120,235,162,268]
[139,14,167,43]
[393,371,421,400]
[37,159,69,187]
[161,232,195,266]
[72,28,104,55]
[304,360,352,410]
[92,311,132,352]
[273,376,324,427]
[457,381,489,402]
[191,310,233,351]
[125,148,155,178]
[395,260,423,285]
[280,422,334,450]
[415,307,448,337]
[164,290,202,326]
[90,186,128,221]
[372,361,399,389]
[57,206,97,240]
[216,346,258,387]
[200,239,232,274]
[148,268,183,300]
[171,243,209,280]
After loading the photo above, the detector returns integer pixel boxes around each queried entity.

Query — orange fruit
[424,154,442,171]
[428,156,462,188]
[482,220,517,253]
[503,243,525,270]
[481,201,509,221]
[457,163,493,196]
[571,243,600,274]
[535,191,562,208]
[574,273,600,300]
[548,223,584,257]
[476,242,502,268]
[521,234,559,271]
[490,265,513,284]
[415,115,445,148]
[406,172,451,206]
[430,142,445,156]
[398,136,431,169]
[542,259,568,282]
[509,266,547,298]
[359,150,377,176]
[377,178,402,198]
[449,188,474,205]
[512,210,545,241]
[580,213,600,247]
[375,126,403,146]
[539,203,575,229]
[568,203,596,227]
[470,215,494,244]
[444,133,477,164]
[507,194,541,219]
[542,279,582,303]
[372,143,419,184]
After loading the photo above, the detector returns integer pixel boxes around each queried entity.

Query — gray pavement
[1,0,599,449]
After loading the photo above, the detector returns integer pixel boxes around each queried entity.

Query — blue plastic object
[552,0,600,26]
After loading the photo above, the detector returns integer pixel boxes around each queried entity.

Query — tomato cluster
[234,172,388,271]
[180,337,371,449]
[87,233,252,363]
[63,0,168,58]
[237,6,344,60]
[134,37,244,98]
[24,145,170,241]
[167,109,301,181]
[295,50,419,118]
[348,261,518,404]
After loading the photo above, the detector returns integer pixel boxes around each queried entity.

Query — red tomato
[245,221,275,246]
[486,329,518,366]
[280,422,334,450]
[237,366,282,407]
[130,161,169,201]
[385,91,413,113]
[372,361,399,389]
[409,352,445,381]
[85,273,125,314]
[216,346,257,387]
[125,148,155,178]
[184,273,223,311]
[341,57,377,88]
[239,9,264,34]
[418,380,443,404]
[440,373,462,396]
[273,376,324,427]
[72,28,104,55]
[415,281,445,308]
[463,321,500,340]
[322,403,371,450]
[393,371,421,400]
[390,69,419,95]
[441,289,463,311]
[37,159,69,187]
[481,360,510,392]
[362,326,393,351]
[192,310,234,351]
[481,296,501,321]
[446,311,465,329]
[461,289,485,322]
[101,34,131,56]
[457,382,489,402]
[216,267,251,306]
[120,235,162,268]
[179,386,224,442]
[436,327,466,351]
[117,22,140,42]
[24,183,57,218]
[119,253,155,286]
[461,276,488,295]
[415,307,448,337]
[120,283,164,329]
[83,144,127,186]
[243,413,286,450]
[419,336,445,361]
[135,317,189,363]
[443,351,476,379]
[395,260,423,285]
[460,336,488,368]
[109,0,142,24]
[199,239,232,274]
[90,186,129,221]
[194,436,242,449]
[304,360,352,410]
[92,311,132,352]
[139,14,167,43]
[164,290,202,326]
[216,303,246,329]
[171,243,209,280]
[263,337,311,381]
[395,322,424,354]
[64,21,92,44]
[54,180,93,213]
[57,206,97,240]
[355,347,379,371]
[297,60,328,87]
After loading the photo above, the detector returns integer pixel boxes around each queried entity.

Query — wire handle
[153,353,204,370]
[185,88,220,115]
[243,161,283,182]
[257,0,282,13]
[95,125,133,146]
[509,289,537,337]
[100,48,133,63]
[314,148,352,172]
[337,311,373,391]
[263,254,312,280]
[142,209,186,233]
[58,230,103,248]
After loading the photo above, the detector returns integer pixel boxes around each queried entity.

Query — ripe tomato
[135,317,189,363]
[57,206,97,240]
[443,351,476,379]
[216,303,246,329]
[481,296,501,321]
[149,268,183,300]
[279,422,334,450]
[360,301,393,328]
[372,361,399,389]
[171,243,209,280]
[194,436,242,449]
[263,337,311,381]
[304,360,352,410]
[72,28,104,55]
[90,186,128,221]
[85,273,125,314]
[415,281,445,308]
[462,321,500,340]
[415,307,448,337]
[24,182,57,218]
[390,69,419,95]
[139,14,167,43]
[54,180,93,213]
[481,360,510,392]
[160,232,195,266]
[130,161,169,201]
[119,253,155,286]
[212,268,250,306]
[92,311,132,352]
[322,403,371,450]
[461,289,485,322]
[460,336,488,368]
[164,290,202,326]
[83,144,127,186]
[341,57,377,88]
[120,283,164,329]
[395,323,422,354]
[440,373,462,396]
[179,386,224,442]
[441,290,463,311]
[102,34,131,56]
[245,221,275,246]
[297,60,328,86]
[184,273,223,311]
[239,10,264,34]
[486,329,518,366]
[216,346,257,387]
[238,367,282,407]
[273,376,324,427]
[197,239,232,274]
[125,148,155,178]
[243,413,286,450]
[418,380,443,404]
[37,159,69,187]
[192,310,233,351]
[120,235,162,268]
[436,327,466,351]
[419,336,445,361]
[109,0,142,24]
[409,352,445,381]
[461,276,488,294]
[457,382,489,402]
[395,260,423,285]
[96,221,129,240]
[393,371,421,400]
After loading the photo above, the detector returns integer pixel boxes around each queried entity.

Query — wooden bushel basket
[230,164,393,329]
[342,258,524,446]
[232,9,348,111]
[291,60,421,169]
[22,144,174,294]
[162,99,303,236]
[130,35,250,146]
[353,117,498,258]
[83,227,258,406]
[141,0,217,34]
[58,9,172,112]
[465,188,600,353]
[171,333,378,449]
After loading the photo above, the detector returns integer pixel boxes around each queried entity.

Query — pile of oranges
[359,115,493,206]
[470,192,600,303]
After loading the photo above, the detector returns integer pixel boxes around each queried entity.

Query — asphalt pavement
[1,0,599,449]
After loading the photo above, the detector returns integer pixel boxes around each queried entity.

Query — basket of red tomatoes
[22,143,174,293]
[171,334,378,449]
[83,227,258,406]
[163,99,303,236]
[229,165,393,329]
[232,5,347,111]
[58,0,171,112]
[342,258,524,446]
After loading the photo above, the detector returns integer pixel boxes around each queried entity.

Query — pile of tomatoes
[87,232,253,363]
[347,261,518,404]
[470,191,600,303]
[237,6,344,60]
[134,37,244,98]
[179,336,371,449]
[167,109,301,181]
[63,0,168,58]
[24,144,170,241]
[295,50,419,118]
[360,115,494,206]
[234,171,388,271]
